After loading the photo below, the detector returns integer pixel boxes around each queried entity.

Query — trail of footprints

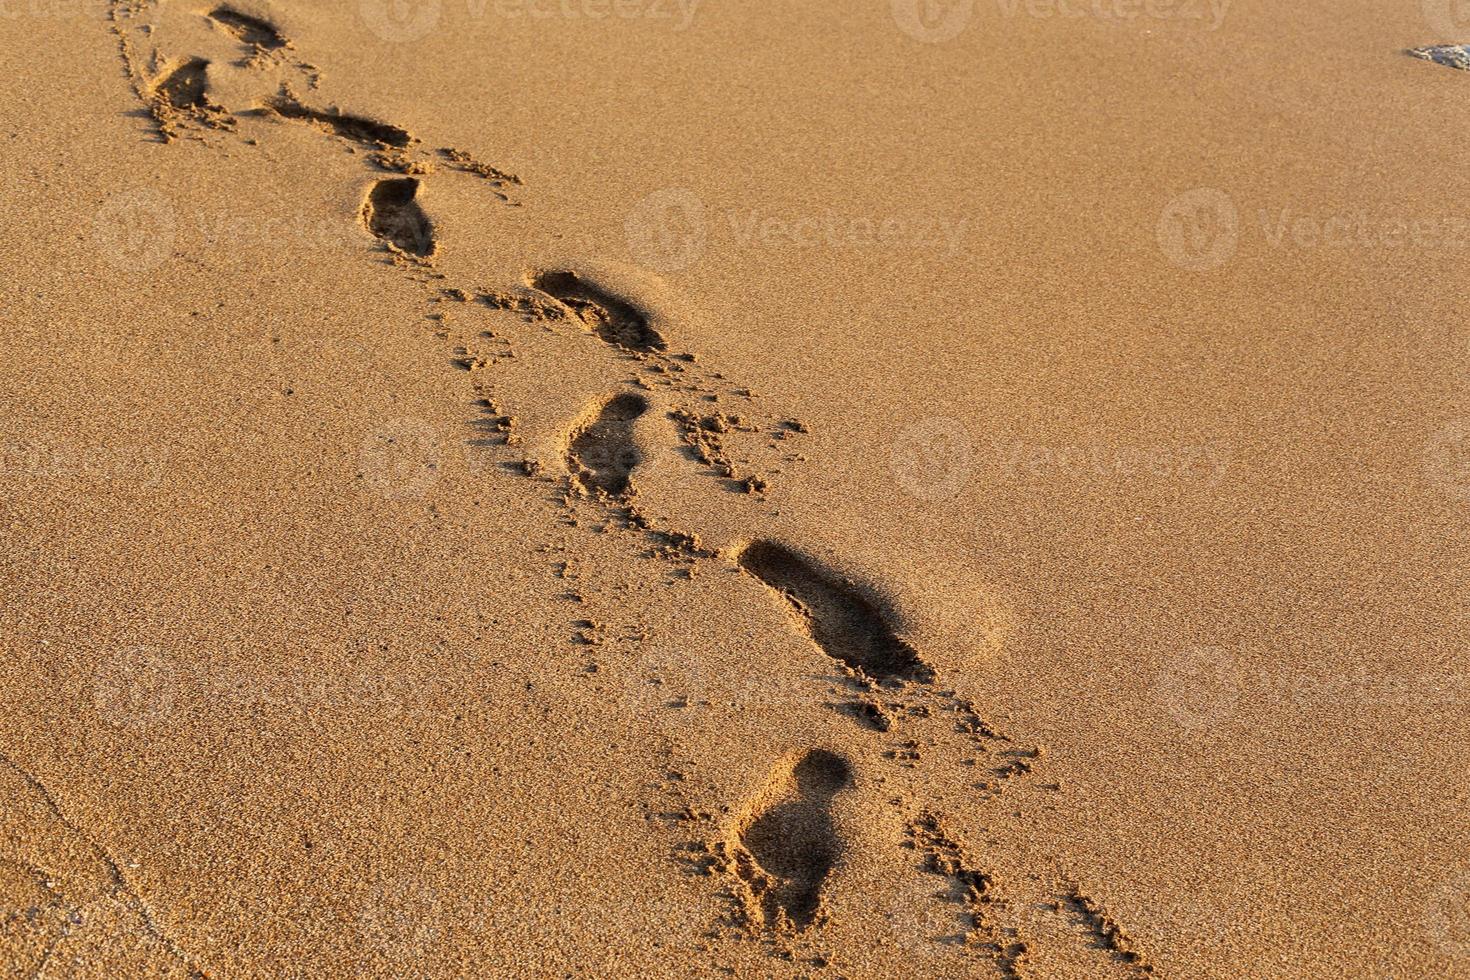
[152,56,211,112]
[1408,43,1470,69]
[529,270,668,353]
[96,2,1160,975]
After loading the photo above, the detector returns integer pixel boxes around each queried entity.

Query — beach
[1,0,1468,975]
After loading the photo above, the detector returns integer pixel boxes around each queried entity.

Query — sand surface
[2,0,1469,976]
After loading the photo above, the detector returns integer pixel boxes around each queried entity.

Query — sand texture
[2,0,1469,976]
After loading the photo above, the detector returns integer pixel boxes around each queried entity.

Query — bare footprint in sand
[151,57,214,111]
[361,177,435,259]
[566,392,647,497]
[207,6,288,51]
[728,749,853,932]
[266,94,412,148]
[736,541,934,684]
[528,270,667,353]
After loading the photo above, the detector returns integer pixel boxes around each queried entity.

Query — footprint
[737,541,934,683]
[265,94,412,148]
[730,750,852,931]
[208,6,288,50]
[528,271,667,353]
[152,57,212,110]
[566,393,647,497]
[361,177,435,259]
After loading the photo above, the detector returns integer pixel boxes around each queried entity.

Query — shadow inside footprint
[361,178,435,258]
[737,541,934,683]
[735,750,853,931]
[209,7,287,49]
[567,393,647,497]
[153,58,212,110]
[267,95,412,148]
[529,271,666,353]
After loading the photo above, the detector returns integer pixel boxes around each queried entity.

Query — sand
[2,0,1468,976]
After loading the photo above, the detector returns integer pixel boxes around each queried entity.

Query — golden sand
[2,0,1468,976]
